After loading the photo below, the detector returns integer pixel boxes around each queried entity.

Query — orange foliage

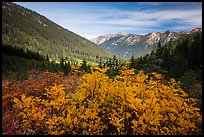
[2,69,82,135]
[2,67,202,135]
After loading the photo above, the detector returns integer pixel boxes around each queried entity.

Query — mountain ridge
[91,28,202,59]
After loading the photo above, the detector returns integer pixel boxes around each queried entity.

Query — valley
[2,2,202,135]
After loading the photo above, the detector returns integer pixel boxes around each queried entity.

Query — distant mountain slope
[2,2,112,62]
[91,28,202,59]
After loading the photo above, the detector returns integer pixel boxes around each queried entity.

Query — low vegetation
[2,67,202,135]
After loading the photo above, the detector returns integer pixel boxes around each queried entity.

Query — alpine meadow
[2,2,202,135]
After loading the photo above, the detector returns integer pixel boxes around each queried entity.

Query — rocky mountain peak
[146,32,161,39]
[191,28,202,32]
[91,28,202,59]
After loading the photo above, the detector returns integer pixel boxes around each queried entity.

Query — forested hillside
[2,2,112,62]
[131,29,202,77]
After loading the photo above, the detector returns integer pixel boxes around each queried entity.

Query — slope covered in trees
[2,2,112,62]
[131,30,202,78]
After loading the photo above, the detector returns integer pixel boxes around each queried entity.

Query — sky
[15,2,202,40]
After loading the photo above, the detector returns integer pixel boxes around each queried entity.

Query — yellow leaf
[21,94,26,101]
[13,97,19,104]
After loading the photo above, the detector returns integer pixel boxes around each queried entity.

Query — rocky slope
[91,28,202,59]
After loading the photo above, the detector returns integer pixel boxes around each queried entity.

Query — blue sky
[15,2,202,39]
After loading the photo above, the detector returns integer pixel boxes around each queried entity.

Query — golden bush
[13,67,202,135]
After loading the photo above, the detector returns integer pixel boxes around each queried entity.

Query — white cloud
[61,8,201,39]
[15,2,202,39]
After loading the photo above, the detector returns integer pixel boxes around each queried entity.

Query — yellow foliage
[13,68,202,135]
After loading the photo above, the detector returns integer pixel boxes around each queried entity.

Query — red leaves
[2,69,82,135]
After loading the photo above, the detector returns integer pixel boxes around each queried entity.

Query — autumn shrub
[2,69,82,135]
[2,81,25,135]
[13,67,202,135]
